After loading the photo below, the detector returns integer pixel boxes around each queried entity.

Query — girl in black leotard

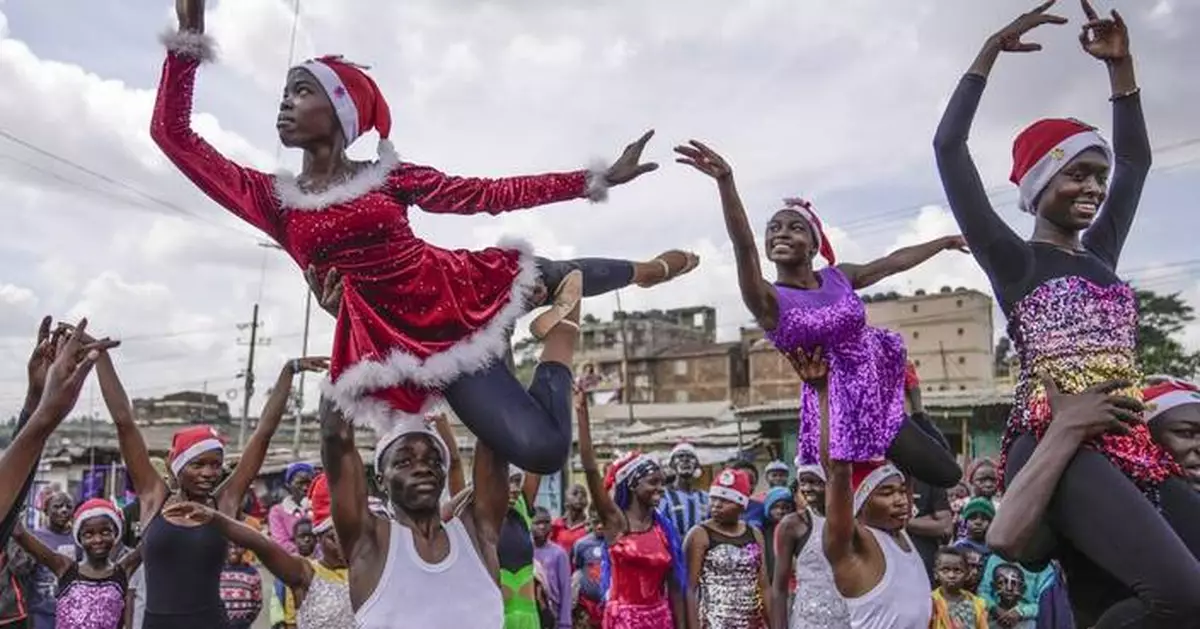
[93,342,326,629]
[933,1,1200,626]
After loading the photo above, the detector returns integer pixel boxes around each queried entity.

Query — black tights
[443,257,634,474]
[1007,434,1200,629]
[886,411,963,488]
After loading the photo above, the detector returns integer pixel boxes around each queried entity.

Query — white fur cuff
[585,160,610,203]
[159,29,217,63]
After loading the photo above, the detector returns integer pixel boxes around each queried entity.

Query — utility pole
[293,289,313,455]
[614,290,636,424]
[237,304,271,450]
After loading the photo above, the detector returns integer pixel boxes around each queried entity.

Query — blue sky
[1,0,1198,417]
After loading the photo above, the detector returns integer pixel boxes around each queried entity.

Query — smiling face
[765,209,817,266]
[1151,404,1200,491]
[632,468,666,510]
[796,473,826,511]
[765,469,789,488]
[1035,148,1110,233]
[178,450,224,498]
[380,434,446,515]
[670,452,699,479]
[45,493,74,533]
[277,67,339,149]
[77,516,117,562]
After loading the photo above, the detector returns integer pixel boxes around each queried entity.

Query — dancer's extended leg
[445,272,583,474]
[1006,434,1200,629]
[533,250,699,305]
[887,417,962,487]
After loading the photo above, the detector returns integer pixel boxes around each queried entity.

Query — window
[911,304,919,313]
[692,312,705,327]
[634,374,650,387]
[673,360,689,376]
[957,327,965,336]
[674,390,690,403]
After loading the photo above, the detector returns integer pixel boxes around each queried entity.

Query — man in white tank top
[793,350,932,629]
[318,397,509,628]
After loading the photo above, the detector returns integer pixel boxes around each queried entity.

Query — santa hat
[669,441,697,460]
[709,468,752,508]
[851,460,904,515]
[781,198,836,266]
[308,472,333,534]
[905,362,920,390]
[72,498,122,545]
[372,415,451,476]
[169,425,225,476]
[1010,118,1111,214]
[296,55,397,162]
[605,451,659,493]
[794,462,827,483]
[764,460,789,475]
[1142,376,1200,423]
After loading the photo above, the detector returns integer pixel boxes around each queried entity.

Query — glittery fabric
[604,527,673,628]
[698,531,765,629]
[294,561,351,629]
[152,52,592,419]
[54,566,126,629]
[1001,277,1182,494]
[765,267,907,464]
[790,512,850,629]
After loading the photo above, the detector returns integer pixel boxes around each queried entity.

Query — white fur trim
[313,518,334,534]
[669,442,697,459]
[584,160,610,203]
[853,464,903,516]
[158,29,217,63]
[73,508,122,545]
[794,463,826,483]
[1017,129,1111,214]
[709,485,750,507]
[274,148,401,211]
[300,59,360,146]
[322,237,537,424]
[371,411,451,473]
[615,454,656,486]
[1145,389,1200,422]
[788,204,823,253]
[170,438,224,475]
[765,460,789,474]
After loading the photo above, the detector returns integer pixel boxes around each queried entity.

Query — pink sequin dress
[765,266,907,465]
[54,564,127,629]
[151,47,603,424]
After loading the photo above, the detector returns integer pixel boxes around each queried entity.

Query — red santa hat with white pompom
[709,468,752,508]
[1010,118,1111,215]
[169,425,225,476]
[780,198,836,266]
[296,55,397,163]
[72,498,123,546]
[1142,375,1200,423]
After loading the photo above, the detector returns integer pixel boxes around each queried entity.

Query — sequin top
[151,48,596,421]
[608,526,672,608]
[790,512,850,629]
[295,560,351,629]
[54,564,127,629]
[766,267,907,464]
[697,525,764,629]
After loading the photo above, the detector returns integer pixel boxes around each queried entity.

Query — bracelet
[289,358,301,372]
[1109,86,1140,102]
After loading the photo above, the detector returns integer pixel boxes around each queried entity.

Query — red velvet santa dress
[151,32,609,428]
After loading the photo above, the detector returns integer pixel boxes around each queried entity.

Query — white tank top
[354,517,504,629]
[845,528,931,629]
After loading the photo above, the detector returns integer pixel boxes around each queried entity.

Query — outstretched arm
[675,141,779,329]
[432,415,467,497]
[575,391,624,541]
[769,515,806,629]
[318,398,375,561]
[97,354,166,510]
[11,525,73,579]
[838,236,966,290]
[151,0,282,239]
[1078,5,1150,266]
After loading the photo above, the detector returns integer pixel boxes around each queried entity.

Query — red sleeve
[150,35,283,241]
[391,162,607,216]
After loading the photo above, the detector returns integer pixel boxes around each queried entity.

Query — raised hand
[785,347,829,384]
[673,140,732,181]
[1078,0,1129,62]
[304,265,344,318]
[35,319,120,422]
[1040,376,1142,441]
[988,0,1068,53]
[290,357,331,373]
[943,235,970,253]
[162,501,216,527]
[24,317,55,409]
[604,131,659,186]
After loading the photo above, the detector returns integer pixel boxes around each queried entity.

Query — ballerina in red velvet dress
[152,0,698,475]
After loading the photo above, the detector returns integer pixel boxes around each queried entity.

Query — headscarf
[599,452,687,599]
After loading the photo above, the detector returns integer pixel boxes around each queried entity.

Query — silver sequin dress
[790,512,850,629]
[697,524,766,629]
[295,560,353,629]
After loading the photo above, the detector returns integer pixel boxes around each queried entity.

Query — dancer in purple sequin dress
[675,140,963,487]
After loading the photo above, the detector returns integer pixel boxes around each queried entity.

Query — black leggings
[1006,433,1200,629]
[444,257,634,474]
[886,412,963,488]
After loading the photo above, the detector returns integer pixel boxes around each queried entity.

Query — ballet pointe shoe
[635,250,700,288]
[530,270,582,340]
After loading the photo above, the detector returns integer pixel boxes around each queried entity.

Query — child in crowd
[978,555,1056,629]
[570,511,605,629]
[219,542,263,629]
[531,507,571,629]
[954,497,994,560]
[930,546,988,629]
[989,564,1035,629]
[962,549,985,594]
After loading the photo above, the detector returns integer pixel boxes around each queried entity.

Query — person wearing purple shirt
[531,507,571,629]
[30,492,77,629]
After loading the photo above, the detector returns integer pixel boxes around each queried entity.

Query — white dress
[789,511,850,629]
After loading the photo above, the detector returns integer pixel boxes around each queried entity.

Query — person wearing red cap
[682,468,769,629]
[934,1,1200,625]
[153,0,698,482]
[11,499,140,629]
[1143,376,1200,492]
[674,142,964,490]
[165,473,351,629]
[575,391,686,628]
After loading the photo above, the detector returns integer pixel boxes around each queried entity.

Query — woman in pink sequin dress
[153,0,698,476]
[675,140,963,487]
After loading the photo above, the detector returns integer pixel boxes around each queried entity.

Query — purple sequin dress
[766,266,907,464]
[55,564,127,629]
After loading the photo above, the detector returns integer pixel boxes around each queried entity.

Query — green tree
[1137,289,1200,378]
